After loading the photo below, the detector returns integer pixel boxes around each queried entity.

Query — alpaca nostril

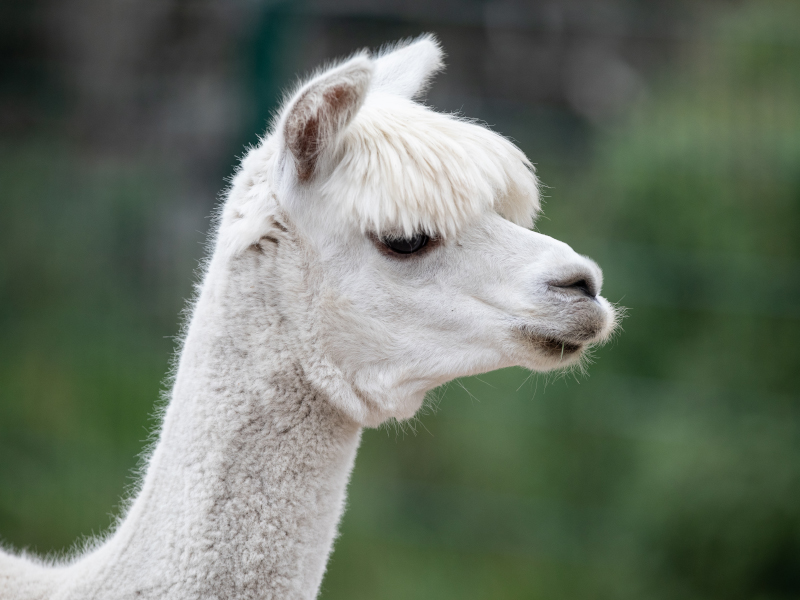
[568,279,593,297]
[550,275,598,298]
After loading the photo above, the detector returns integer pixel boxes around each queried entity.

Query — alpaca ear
[371,34,444,99]
[282,54,373,182]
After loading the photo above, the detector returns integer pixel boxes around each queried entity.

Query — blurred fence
[2,1,799,599]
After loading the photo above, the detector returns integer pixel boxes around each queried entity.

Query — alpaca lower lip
[517,328,585,356]
[538,337,583,355]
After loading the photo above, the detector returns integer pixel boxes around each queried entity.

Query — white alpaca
[0,36,617,599]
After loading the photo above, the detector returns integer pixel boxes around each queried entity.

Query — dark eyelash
[382,234,429,254]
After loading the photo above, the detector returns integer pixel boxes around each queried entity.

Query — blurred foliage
[0,145,193,550]
[1,1,799,599]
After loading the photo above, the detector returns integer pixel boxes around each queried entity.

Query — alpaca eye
[383,234,429,254]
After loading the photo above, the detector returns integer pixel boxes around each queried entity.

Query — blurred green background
[2,1,799,598]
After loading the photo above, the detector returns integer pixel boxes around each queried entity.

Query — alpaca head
[220,35,618,426]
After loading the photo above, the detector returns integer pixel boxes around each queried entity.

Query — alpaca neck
[69,248,362,600]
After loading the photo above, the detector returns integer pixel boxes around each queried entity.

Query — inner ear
[282,55,373,182]
[285,90,320,182]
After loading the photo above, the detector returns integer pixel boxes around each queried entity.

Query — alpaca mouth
[514,298,614,362]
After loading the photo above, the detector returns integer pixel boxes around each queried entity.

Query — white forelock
[323,92,540,239]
